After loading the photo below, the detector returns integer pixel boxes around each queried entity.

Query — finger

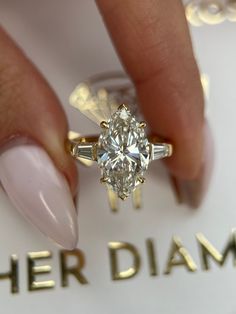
[170,121,214,208]
[96,0,204,181]
[0,27,78,249]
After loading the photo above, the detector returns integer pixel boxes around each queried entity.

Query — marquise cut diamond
[97,106,151,199]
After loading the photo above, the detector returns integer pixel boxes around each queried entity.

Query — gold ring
[67,103,173,200]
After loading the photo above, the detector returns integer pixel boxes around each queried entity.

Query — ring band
[67,104,173,200]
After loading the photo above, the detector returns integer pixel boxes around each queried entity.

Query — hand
[96,0,213,208]
[0,0,213,249]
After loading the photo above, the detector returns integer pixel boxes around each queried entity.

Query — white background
[0,1,236,313]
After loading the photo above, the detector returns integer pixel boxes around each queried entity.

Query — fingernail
[0,141,78,249]
[170,121,214,208]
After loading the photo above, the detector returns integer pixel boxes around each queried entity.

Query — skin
[0,26,78,195]
[96,0,204,180]
[0,0,205,203]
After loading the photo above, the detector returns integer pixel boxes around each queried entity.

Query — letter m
[197,230,236,270]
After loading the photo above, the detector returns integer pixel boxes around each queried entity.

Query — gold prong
[100,121,109,129]
[92,143,98,162]
[138,177,146,184]
[100,177,109,184]
[139,121,146,128]
[167,144,173,157]
[118,104,128,111]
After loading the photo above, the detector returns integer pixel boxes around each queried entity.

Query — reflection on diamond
[69,83,119,125]
[97,106,150,199]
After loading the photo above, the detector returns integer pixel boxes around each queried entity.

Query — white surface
[0,1,236,313]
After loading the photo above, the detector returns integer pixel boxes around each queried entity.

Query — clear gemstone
[97,107,150,199]
[151,143,170,160]
[74,143,95,161]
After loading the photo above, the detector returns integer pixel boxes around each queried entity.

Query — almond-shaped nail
[170,121,214,208]
[0,143,78,249]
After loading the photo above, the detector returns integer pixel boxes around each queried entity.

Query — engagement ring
[67,73,173,210]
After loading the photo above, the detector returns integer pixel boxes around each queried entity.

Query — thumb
[0,27,78,249]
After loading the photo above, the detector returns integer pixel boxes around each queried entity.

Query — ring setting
[69,103,173,200]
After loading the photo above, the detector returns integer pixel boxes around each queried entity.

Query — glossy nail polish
[170,121,214,208]
[0,143,78,249]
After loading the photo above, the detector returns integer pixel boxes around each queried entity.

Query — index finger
[96,0,204,180]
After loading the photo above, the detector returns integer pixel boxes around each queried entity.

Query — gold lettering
[109,242,141,280]
[146,239,158,276]
[0,255,19,294]
[27,251,55,291]
[197,231,236,270]
[60,250,88,287]
[164,237,197,275]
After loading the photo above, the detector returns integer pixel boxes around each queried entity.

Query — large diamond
[97,106,150,199]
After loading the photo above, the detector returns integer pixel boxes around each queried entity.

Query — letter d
[108,242,141,280]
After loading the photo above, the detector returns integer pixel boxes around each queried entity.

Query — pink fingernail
[0,142,78,249]
[171,121,214,208]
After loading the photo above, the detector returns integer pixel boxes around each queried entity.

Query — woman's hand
[0,0,213,249]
